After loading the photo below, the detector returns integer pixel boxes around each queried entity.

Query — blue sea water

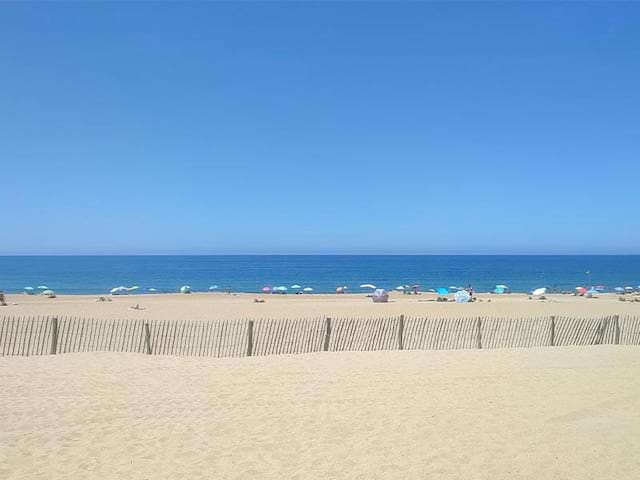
[0,256,639,295]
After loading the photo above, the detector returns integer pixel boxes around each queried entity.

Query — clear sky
[1,2,639,255]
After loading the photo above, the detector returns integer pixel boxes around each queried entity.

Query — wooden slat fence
[1,315,638,358]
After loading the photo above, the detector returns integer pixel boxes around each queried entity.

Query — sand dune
[2,291,640,322]
[1,347,640,479]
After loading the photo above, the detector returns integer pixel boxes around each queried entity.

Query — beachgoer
[0,292,7,306]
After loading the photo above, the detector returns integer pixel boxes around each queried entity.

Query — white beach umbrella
[127,286,140,292]
[275,286,288,292]
[110,286,128,295]
[24,287,34,291]
[395,285,405,291]
[303,287,314,292]
[532,287,547,296]
[455,290,471,303]
[180,285,192,293]
[495,284,509,290]
[359,284,377,289]
[209,285,219,290]
[291,285,302,289]
[41,289,55,296]
[625,286,634,291]
[37,285,49,290]
[148,288,157,292]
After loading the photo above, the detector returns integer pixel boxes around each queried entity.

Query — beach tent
[532,287,547,296]
[180,285,192,294]
[360,284,377,289]
[303,287,314,292]
[455,290,471,303]
[372,289,389,303]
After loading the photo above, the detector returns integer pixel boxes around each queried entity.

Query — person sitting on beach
[0,292,7,306]
[129,304,145,310]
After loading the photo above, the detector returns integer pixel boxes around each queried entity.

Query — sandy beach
[1,291,639,322]
[1,346,639,479]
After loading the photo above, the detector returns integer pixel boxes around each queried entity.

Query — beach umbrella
[454,290,471,303]
[41,289,55,296]
[359,284,377,289]
[494,287,506,294]
[262,286,272,293]
[495,284,509,290]
[303,287,314,292]
[586,289,598,297]
[275,286,288,292]
[37,285,49,290]
[532,287,547,296]
[395,285,405,291]
[110,286,128,295]
[148,288,157,292]
[291,285,302,289]
[449,286,460,291]
[595,285,606,292]
[625,286,634,292]
[209,285,219,290]
[336,286,345,293]
[24,287,34,291]
[180,285,191,294]
[614,287,624,293]
[575,287,587,295]
[436,287,449,295]
[127,286,140,292]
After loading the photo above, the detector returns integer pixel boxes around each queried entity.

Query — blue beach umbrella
[614,287,624,293]
[436,288,449,295]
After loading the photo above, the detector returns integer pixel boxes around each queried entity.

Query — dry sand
[2,291,639,321]
[1,347,640,479]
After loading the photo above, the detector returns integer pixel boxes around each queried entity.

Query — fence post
[246,320,254,357]
[397,314,404,350]
[323,317,331,351]
[144,322,152,354]
[50,317,59,355]
[475,316,482,349]
[550,315,556,347]
[614,315,620,345]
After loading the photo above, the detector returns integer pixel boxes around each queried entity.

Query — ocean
[0,255,638,295]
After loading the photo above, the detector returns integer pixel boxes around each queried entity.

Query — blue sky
[1,2,639,255]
